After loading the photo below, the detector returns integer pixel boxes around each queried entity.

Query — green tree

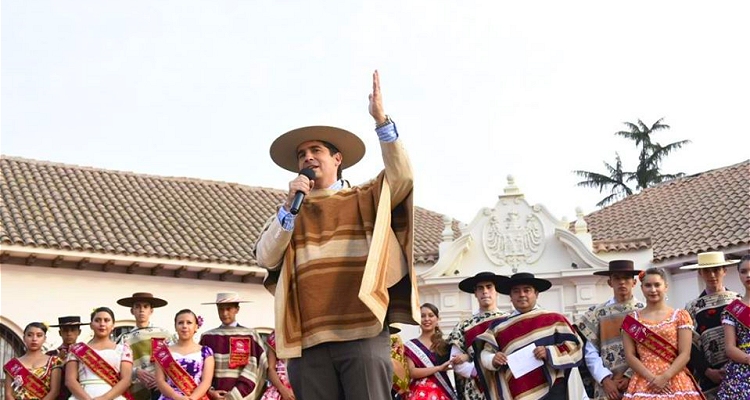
[574,153,634,207]
[574,118,690,207]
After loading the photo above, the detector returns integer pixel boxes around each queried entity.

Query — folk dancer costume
[447,272,510,400]
[151,340,214,400]
[621,309,703,400]
[66,342,134,400]
[578,260,645,400]
[681,253,742,399]
[3,356,64,400]
[716,299,750,399]
[199,293,266,400]
[46,316,88,400]
[403,339,457,400]
[116,293,171,400]
[476,273,583,400]
[259,331,292,400]
[254,122,420,397]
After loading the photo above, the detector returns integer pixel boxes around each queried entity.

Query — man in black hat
[577,260,645,400]
[47,316,87,400]
[446,271,509,400]
[253,71,419,400]
[115,292,171,400]
[476,272,583,400]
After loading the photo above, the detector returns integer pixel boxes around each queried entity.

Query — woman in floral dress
[622,268,702,400]
[3,322,63,400]
[260,331,294,400]
[717,256,750,399]
[154,309,214,400]
[403,303,457,400]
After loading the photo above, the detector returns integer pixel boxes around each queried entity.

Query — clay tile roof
[0,156,459,266]
[584,160,750,262]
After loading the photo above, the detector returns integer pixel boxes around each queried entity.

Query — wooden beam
[102,260,115,272]
[197,268,211,280]
[126,263,139,274]
[0,252,9,263]
[76,258,89,270]
[151,264,164,276]
[174,266,187,278]
[51,256,64,268]
[219,270,233,281]
[25,254,37,266]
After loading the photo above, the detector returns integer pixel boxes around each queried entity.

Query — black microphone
[289,167,316,215]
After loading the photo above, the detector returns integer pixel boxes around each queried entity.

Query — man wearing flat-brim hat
[476,272,583,400]
[578,260,645,400]
[681,252,741,399]
[446,272,509,400]
[115,292,171,400]
[254,71,419,400]
[199,292,266,400]
[47,316,88,400]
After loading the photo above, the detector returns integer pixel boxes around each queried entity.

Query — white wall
[0,263,275,348]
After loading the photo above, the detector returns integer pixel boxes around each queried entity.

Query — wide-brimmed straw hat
[496,272,552,295]
[458,272,510,294]
[201,292,252,305]
[49,316,88,327]
[594,260,642,276]
[116,292,168,308]
[269,126,366,173]
[680,251,740,270]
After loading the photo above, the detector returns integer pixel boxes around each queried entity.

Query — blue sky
[3,1,749,223]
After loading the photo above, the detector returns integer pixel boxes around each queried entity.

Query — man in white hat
[199,292,266,400]
[577,260,645,400]
[681,251,741,399]
[254,71,419,399]
[477,272,583,400]
[116,292,171,400]
[446,271,509,400]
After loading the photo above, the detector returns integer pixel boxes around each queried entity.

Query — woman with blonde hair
[403,303,457,400]
[3,322,63,400]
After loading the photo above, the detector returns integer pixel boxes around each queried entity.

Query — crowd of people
[4,72,750,400]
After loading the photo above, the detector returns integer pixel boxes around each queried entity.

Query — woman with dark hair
[3,323,63,400]
[154,309,214,400]
[403,303,457,400]
[621,268,702,399]
[65,307,133,400]
[716,255,750,399]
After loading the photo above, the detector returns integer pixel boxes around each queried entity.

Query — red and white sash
[725,299,750,330]
[69,343,134,400]
[622,315,705,400]
[151,341,208,400]
[3,358,49,399]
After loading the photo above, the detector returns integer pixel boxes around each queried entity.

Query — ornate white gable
[415,176,614,332]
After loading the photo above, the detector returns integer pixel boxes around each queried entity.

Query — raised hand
[368,70,387,125]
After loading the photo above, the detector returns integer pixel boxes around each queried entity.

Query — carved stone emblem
[482,210,545,271]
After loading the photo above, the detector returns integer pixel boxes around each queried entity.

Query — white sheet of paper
[506,343,544,379]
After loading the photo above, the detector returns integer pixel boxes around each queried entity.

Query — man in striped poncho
[254,70,420,400]
[116,292,172,400]
[476,272,583,400]
[199,292,266,400]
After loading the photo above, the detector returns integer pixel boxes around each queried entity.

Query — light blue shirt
[277,121,398,231]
